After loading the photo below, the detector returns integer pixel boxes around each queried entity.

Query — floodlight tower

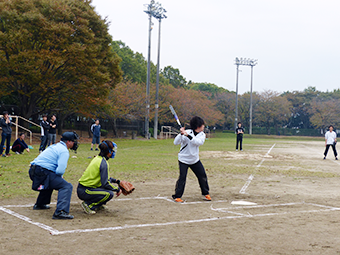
[143,0,156,139]
[153,3,167,139]
[249,59,258,135]
[234,57,241,132]
[234,57,258,133]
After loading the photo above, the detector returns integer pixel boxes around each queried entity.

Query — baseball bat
[169,105,182,128]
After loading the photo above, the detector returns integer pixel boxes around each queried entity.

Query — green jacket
[79,156,118,191]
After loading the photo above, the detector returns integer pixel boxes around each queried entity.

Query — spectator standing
[48,114,58,146]
[0,111,12,157]
[91,119,101,151]
[39,114,49,152]
[12,133,30,154]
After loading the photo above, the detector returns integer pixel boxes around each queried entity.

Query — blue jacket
[31,141,69,175]
[91,124,101,137]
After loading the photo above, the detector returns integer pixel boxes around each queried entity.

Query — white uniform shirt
[174,129,206,165]
[325,131,337,145]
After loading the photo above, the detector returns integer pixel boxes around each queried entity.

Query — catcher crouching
[77,140,134,214]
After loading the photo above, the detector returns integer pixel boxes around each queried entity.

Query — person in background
[48,114,58,146]
[324,125,338,160]
[0,111,12,157]
[236,122,244,151]
[39,114,49,153]
[12,133,30,154]
[90,119,101,151]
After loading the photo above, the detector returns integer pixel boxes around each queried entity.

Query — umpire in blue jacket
[29,132,79,220]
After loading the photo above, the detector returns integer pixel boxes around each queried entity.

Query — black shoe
[323,157,326,160]
[52,210,74,220]
[336,157,338,160]
[95,148,99,151]
[33,204,50,210]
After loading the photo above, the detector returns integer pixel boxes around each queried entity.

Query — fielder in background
[0,111,12,157]
[29,132,79,220]
[235,122,244,151]
[12,133,30,154]
[77,140,122,214]
[172,116,211,203]
[324,125,338,160]
[90,119,101,151]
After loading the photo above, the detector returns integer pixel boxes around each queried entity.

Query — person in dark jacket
[39,114,49,152]
[0,111,12,157]
[90,119,101,151]
[12,133,30,154]
[48,114,58,146]
[235,122,244,151]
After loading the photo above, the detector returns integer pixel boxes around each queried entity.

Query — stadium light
[234,57,258,134]
[143,0,156,139]
[153,2,167,139]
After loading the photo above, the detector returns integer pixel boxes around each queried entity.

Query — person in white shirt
[324,125,338,160]
[172,116,211,203]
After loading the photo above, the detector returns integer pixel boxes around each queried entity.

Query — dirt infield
[1,139,340,254]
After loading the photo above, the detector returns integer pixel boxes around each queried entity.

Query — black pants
[236,135,243,150]
[12,144,25,153]
[324,144,337,157]
[77,183,114,210]
[1,133,11,155]
[172,160,209,199]
[39,135,48,152]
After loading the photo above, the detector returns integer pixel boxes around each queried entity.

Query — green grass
[0,132,331,199]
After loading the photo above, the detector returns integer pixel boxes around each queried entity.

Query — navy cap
[61,132,79,142]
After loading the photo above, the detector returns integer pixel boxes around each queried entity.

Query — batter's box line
[210,202,340,216]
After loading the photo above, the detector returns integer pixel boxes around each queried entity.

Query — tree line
[1,0,339,135]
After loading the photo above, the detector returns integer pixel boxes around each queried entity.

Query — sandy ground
[1,139,340,254]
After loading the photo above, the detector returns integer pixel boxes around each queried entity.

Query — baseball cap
[61,131,79,142]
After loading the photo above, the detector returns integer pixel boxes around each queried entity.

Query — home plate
[231,201,257,206]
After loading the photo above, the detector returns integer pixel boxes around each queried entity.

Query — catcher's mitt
[119,180,135,196]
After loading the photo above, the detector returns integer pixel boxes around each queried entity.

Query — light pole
[144,0,156,139]
[234,57,258,133]
[234,60,240,132]
[153,3,167,139]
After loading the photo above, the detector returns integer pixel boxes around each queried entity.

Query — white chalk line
[239,143,276,194]
[52,202,340,235]
[0,206,59,235]
[211,202,340,212]
[0,196,226,235]
[2,198,339,236]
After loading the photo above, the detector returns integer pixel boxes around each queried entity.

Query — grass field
[0,132,327,198]
[2,132,340,254]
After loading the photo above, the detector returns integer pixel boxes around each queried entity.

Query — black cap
[61,131,79,142]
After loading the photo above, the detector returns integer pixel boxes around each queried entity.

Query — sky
[91,0,340,94]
